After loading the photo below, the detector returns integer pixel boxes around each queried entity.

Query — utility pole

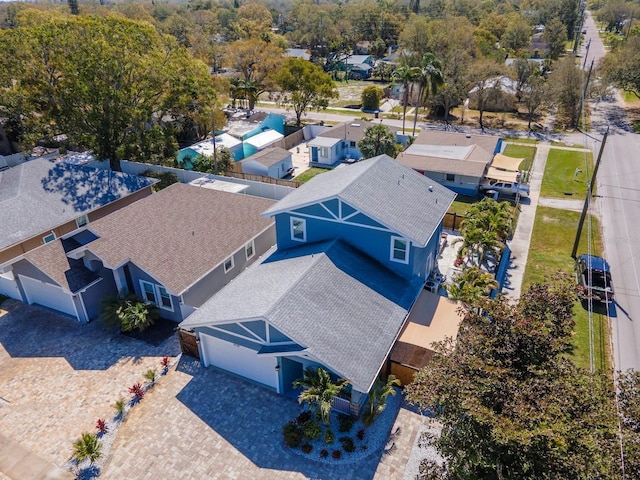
[582,38,591,69]
[572,127,609,258]
[576,59,594,129]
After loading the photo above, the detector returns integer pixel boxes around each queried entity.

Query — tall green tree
[447,266,498,305]
[0,15,215,171]
[543,17,569,60]
[601,34,640,99]
[358,124,399,159]
[412,53,444,135]
[548,54,582,128]
[406,278,620,480]
[293,367,349,426]
[274,57,337,127]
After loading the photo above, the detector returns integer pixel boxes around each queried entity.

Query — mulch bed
[121,318,178,347]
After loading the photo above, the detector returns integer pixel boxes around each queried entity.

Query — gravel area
[402,415,445,480]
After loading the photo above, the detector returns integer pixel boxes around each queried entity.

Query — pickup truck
[575,254,614,304]
[480,180,530,198]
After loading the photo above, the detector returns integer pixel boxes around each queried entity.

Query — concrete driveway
[0,299,179,470]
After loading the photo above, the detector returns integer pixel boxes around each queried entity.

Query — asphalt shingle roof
[241,147,291,167]
[396,143,492,177]
[87,183,275,295]
[262,155,456,246]
[316,121,375,142]
[180,239,423,393]
[0,158,155,251]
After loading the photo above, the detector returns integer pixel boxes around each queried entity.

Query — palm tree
[293,367,349,426]
[392,65,420,134]
[73,432,102,466]
[412,53,444,135]
[447,266,499,306]
[363,375,401,427]
[229,78,243,109]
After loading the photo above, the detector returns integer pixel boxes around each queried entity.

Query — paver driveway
[102,357,423,480]
[0,299,180,468]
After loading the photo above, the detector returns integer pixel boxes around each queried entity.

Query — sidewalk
[0,433,73,480]
[503,143,550,299]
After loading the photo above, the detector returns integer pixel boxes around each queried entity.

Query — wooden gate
[179,329,200,360]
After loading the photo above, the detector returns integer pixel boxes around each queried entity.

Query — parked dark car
[575,254,614,304]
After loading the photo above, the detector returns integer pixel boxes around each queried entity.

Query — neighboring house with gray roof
[396,131,502,195]
[307,121,378,167]
[0,157,155,310]
[180,155,456,413]
[239,147,293,179]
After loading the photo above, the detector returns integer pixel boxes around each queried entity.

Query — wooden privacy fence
[223,170,302,188]
[443,212,467,232]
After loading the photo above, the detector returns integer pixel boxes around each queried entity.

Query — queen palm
[392,65,420,134]
[412,53,444,135]
[293,367,349,426]
[363,375,401,426]
[73,432,102,466]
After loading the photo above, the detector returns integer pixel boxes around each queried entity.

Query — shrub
[161,357,170,369]
[129,383,144,400]
[95,419,108,435]
[339,436,355,453]
[361,444,368,451]
[301,443,313,454]
[361,85,384,111]
[332,449,342,460]
[324,428,335,445]
[320,448,329,458]
[100,290,158,333]
[357,428,365,440]
[337,413,355,433]
[72,432,102,465]
[283,420,303,448]
[296,410,313,425]
[113,397,126,416]
[144,369,157,382]
[140,170,179,191]
[301,419,322,441]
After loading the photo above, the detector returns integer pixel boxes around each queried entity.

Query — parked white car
[480,180,530,198]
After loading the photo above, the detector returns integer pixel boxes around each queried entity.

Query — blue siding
[128,263,183,322]
[274,212,438,279]
[243,320,267,340]
[292,203,337,219]
[347,213,387,229]
[197,326,261,351]
[242,114,285,140]
[323,198,340,217]
[269,325,293,343]
[494,138,503,154]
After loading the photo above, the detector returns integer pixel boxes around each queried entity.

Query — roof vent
[429,185,434,192]
[466,134,471,138]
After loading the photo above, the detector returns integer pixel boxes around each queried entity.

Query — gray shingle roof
[241,147,291,168]
[317,121,375,142]
[262,155,456,246]
[180,239,423,393]
[0,158,155,251]
[396,143,491,177]
[87,183,275,295]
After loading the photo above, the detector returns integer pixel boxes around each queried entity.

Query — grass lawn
[293,167,329,183]
[447,195,478,216]
[540,148,594,199]
[523,206,608,371]
[503,137,539,144]
[503,144,536,172]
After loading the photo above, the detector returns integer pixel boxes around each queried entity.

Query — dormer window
[390,236,409,264]
[290,217,306,242]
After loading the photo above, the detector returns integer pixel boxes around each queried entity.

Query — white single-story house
[239,147,293,179]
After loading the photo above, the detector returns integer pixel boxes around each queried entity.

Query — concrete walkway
[0,433,73,480]
[503,143,550,299]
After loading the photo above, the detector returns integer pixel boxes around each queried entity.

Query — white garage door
[19,275,77,318]
[201,333,278,390]
[0,274,22,300]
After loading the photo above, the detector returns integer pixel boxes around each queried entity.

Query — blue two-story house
[179,155,456,414]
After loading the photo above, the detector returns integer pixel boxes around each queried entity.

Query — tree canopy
[0,14,215,170]
[357,124,399,159]
[273,57,337,127]
[406,277,621,480]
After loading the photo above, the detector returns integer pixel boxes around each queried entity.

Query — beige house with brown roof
[396,131,502,195]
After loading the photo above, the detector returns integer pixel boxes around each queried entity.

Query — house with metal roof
[180,155,456,413]
[396,130,502,195]
[239,147,293,179]
[0,157,156,317]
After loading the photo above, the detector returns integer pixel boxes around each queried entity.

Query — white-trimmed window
[42,232,56,244]
[319,147,329,157]
[390,236,409,264]
[76,214,88,228]
[290,217,306,242]
[224,255,235,273]
[140,280,173,311]
[245,240,255,260]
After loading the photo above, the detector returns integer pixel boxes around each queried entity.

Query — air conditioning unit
[424,280,439,293]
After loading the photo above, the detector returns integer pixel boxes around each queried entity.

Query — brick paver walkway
[102,357,423,480]
[0,300,180,469]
